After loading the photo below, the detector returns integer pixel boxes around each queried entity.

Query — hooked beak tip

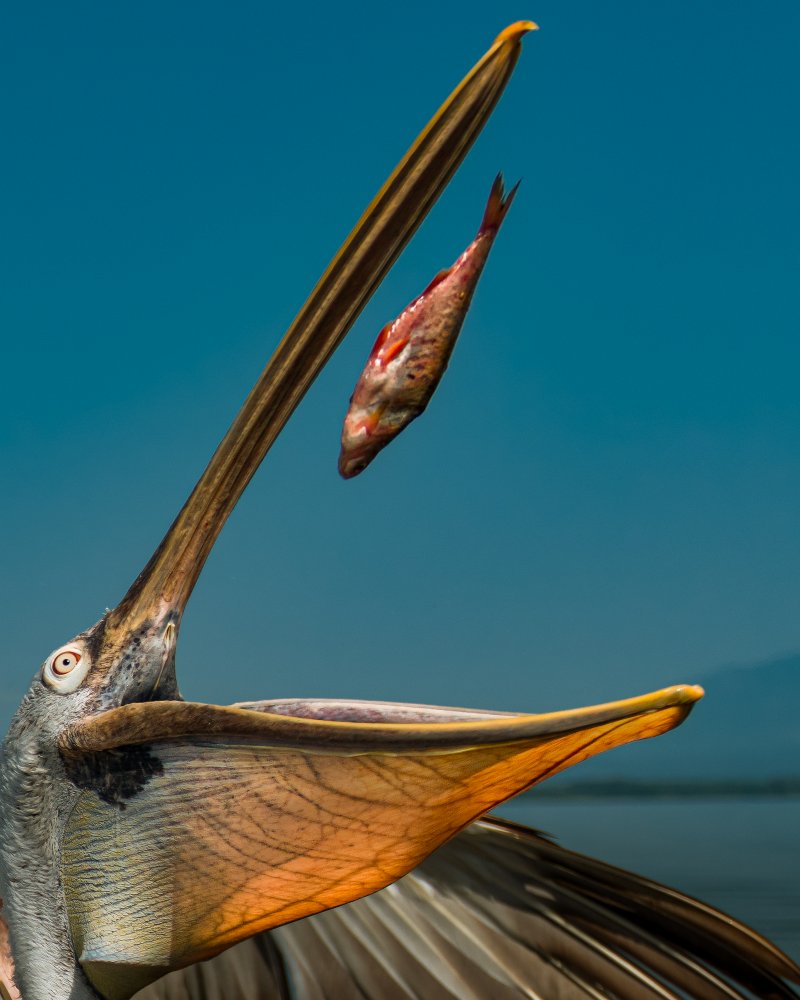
[639,684,704,711]
[494,21,539,47]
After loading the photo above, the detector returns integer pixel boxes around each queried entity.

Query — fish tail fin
[479,173,520,235]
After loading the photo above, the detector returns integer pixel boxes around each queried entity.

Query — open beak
[59,683,704,991]
[100,21,538,648]
[9,26,717,1000]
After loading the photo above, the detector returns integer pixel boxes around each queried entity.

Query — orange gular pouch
[58,685,701,1000]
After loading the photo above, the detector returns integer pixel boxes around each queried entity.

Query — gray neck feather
[0,693,99,1000]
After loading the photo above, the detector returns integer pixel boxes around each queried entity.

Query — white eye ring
[43,645,91,693]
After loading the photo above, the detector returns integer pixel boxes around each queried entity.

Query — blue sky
[2,1,799,737]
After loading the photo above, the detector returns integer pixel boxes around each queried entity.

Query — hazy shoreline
[525,777,800,800]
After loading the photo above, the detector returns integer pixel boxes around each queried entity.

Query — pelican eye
[53,651,81,675]
[43,645,91,693]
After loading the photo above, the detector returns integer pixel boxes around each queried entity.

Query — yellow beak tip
[665,683,705,707]
[495,21,540,47]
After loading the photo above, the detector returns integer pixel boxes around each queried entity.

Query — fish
[338,174,519,478]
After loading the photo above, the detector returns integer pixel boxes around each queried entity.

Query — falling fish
[338,174,519,478]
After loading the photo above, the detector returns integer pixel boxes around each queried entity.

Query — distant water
[497,797,800,962]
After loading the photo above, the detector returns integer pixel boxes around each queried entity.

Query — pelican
[1,22,798,1000]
